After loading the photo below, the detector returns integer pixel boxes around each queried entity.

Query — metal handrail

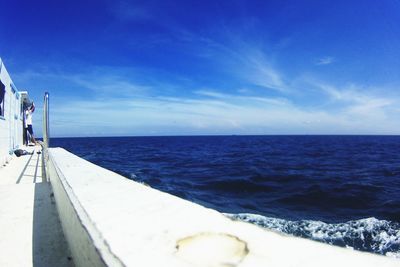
[43,92,50,148]
[42,92,49,182]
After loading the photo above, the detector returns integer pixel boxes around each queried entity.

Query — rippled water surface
[51,135,400,257]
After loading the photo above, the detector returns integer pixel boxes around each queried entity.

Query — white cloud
[69,74,150,97]
[315,56,335,65]
[249,61,287,92]
[221,46,289,92]
[315,82,394,109]
[165,31,290,93]
[307,81,400,131]
[13,44,400,136]
[47,84,400,137]
[194,90,289,106]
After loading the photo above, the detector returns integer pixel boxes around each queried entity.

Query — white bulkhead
[0,58,31,167]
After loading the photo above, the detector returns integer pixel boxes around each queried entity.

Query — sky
[1,0,400,137]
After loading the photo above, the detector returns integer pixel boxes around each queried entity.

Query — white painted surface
[0,58,24,167]
[48,148,399,267]
[0,145,73,267]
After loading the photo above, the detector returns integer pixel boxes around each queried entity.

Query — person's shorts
[27,125,34,135]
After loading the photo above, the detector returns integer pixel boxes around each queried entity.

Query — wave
[225,213,400,258]
[198,179,278,194]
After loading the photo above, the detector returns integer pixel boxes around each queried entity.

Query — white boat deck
[0,145,74,267]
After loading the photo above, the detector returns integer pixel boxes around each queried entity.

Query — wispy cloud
[46,71,393,136]
[309,81,398,127]
[220,46,289,92]
[214,44,289,92]
[6,0,400,136]
[315,82,393,108]
[315,56,335,65]
[161,29,290,93]
[106,5,291,94]
[14,67,154,99]
[195,90,289,106]
[49,94,330,136]
[69,74,150,97]
[245,53,288,92]
[12,24,400,136]
[17,60,400,137]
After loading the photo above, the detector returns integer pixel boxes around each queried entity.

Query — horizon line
[44,134,400,139]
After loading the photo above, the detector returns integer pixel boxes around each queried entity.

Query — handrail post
[42,92,50,182]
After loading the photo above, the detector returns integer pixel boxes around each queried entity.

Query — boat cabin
[0,58,32,166]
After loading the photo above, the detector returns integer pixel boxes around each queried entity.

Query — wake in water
[226,213,400,258]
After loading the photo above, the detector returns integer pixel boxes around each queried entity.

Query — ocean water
[51,135,400,257]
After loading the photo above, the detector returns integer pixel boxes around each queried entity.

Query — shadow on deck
[33,182,74,266]
[13,147,74,266]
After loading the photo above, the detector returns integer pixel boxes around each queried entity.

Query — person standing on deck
[25,102,37,145]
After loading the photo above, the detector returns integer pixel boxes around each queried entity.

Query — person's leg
[27,125,37,144]
[25,127,30,145]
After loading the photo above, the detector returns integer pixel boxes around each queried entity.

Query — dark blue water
[51,135,400,257]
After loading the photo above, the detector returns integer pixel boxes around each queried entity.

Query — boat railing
[42,92,50,181]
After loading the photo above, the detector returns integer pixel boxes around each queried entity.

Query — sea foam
[225,213,400,258]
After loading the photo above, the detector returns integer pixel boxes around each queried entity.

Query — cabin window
[0,80,5,118]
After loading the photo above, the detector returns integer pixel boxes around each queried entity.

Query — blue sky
[1,0,400,137]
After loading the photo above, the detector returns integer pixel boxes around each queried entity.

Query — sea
[51,135,400,258]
